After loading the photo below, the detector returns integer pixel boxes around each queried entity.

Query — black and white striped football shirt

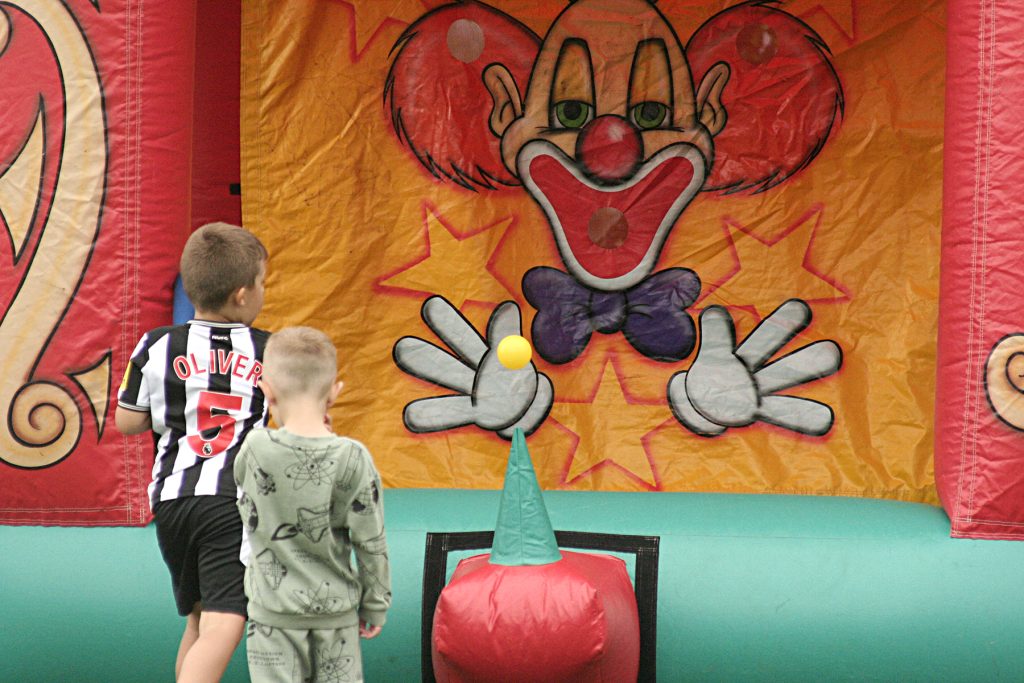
[118,320,270,509]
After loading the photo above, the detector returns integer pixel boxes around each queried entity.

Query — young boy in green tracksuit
[234,326,390,683]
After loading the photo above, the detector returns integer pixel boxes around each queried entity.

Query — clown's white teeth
[0,107,44,263]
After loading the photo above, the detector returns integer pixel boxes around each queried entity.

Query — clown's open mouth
[518,141,706,291]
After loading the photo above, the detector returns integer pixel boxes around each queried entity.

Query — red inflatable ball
[432,550,640,682]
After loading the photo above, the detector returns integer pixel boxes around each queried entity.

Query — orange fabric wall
[241,1,945,501]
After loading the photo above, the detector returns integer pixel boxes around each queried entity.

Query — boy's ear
[328,381,344,405]
[232,285,250,307]
[259,377,276,404]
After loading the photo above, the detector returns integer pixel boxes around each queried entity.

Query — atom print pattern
[246,623,362,683]
[313,640,355,683]
[285,448,336,490]
[237,428,387,682]
[294,581,346,615]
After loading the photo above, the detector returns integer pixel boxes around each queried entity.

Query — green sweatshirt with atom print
[234,428,391,630]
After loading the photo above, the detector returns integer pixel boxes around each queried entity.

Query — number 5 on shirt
[187,390,243,457]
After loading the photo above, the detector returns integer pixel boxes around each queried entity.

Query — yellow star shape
[703,208,846,318]
[380,205,515,308]
[550,360,670,489]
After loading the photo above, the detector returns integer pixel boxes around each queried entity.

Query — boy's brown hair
[180,222,267,312]
[264,327,338,402]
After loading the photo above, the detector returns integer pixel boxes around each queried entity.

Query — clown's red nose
[576,115,643,184]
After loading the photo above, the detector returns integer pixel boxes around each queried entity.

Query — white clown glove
[668,299,842,437]
[393,296,553,438]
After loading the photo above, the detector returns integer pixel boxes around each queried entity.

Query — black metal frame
[421,530,660,682]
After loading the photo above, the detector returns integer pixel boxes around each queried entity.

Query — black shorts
[153,495,247,617]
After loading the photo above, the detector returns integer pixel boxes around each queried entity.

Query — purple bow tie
[522,266,701,364]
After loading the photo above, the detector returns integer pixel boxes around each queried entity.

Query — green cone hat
[489,428,562,566]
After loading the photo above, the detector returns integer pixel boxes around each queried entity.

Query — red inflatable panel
[936,0,1024,539]
[192,0,241,227]
[432,551,640,682]
[0,0,196,525]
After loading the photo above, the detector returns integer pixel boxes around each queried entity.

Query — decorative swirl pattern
[0,1,105,468]
[985,334,1024,432]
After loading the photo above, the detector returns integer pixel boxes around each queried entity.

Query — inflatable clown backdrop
[3,0,964,521]
[249,0,915,503]
[387,0,845,443]
[7,0,1024,678]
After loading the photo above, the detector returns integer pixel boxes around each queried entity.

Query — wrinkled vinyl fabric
[241,1,943,503]
[935,0,1024,539]
[0,1,192,525]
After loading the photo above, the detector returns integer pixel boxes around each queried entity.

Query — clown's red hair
[687,1,844,194]
[386,1,842,195]
[385,1,540,190]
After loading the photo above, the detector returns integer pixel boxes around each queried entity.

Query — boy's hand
[359,620,382,639]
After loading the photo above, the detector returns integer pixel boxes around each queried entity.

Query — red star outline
[699,204,851,314]
[483,212,536,305]
[798,1,858,45]
[372,200,521,306]
[335,1,434,64]
[547,354,670,491]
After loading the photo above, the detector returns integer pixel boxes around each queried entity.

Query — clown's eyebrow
[629,38,674,119]
[550,38,595,107]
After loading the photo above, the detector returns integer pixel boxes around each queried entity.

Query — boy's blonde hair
[264,327,338,402]
[180,222,267,312]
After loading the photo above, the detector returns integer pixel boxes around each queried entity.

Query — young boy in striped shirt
[116,222,269,683]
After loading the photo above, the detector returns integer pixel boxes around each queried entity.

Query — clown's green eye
[553,100,593,129]
[631,101,669,129]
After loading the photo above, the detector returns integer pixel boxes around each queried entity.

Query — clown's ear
[687,2,844,195]
[483,64,524,137]
[695,62,729,136]
[385,3,540,191]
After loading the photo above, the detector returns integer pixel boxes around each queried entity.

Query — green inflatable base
[3,490,1024,681]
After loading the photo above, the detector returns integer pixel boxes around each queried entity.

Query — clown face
[484,0,729,291]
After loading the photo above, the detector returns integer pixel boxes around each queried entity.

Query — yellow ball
[496,335,532,370]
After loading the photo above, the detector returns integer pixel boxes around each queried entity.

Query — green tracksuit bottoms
[246,620,363,683]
